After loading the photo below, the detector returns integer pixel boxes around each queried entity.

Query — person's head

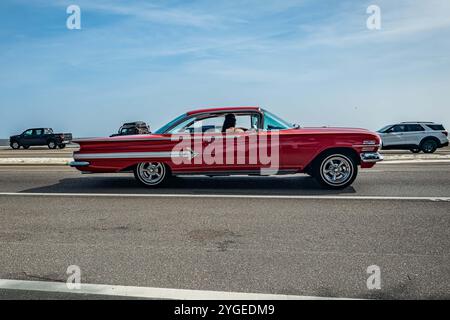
[222,114,236,132]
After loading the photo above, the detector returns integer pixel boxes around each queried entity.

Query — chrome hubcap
[137,162,165,185]
[321,155,353,186]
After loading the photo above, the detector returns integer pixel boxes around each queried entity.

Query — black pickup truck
[9,128,73,149]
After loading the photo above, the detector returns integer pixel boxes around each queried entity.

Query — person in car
[222,114,246,133]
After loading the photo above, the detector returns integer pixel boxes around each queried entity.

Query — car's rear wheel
[313,152,358,189]
[48,140,57,149]
[134,162,169,187]
[10,141,20,149]
[421,139,437,153]
[58,144,66,149]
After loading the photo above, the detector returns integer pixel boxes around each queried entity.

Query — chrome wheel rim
[137,162,166,185]
[12,142,19,149]
[320,155,353,186]
[49,142,55,148]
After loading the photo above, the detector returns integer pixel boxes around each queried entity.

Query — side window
[251,113,260,129]
[190,116,225,133]
[34,129,44,136]
[23,130,33,136]
[167,113,262,134]
[406,124,424,132]
[426,124,445,131]
[170,115,225,134]
[234,114,252,130]
[391,125,406,133]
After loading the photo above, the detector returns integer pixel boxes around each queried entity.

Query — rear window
[426,124,445,131]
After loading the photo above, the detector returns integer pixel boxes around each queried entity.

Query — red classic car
[71,107,382,189]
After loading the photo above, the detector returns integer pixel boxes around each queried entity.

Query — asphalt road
[0,163,449,299]
[0,164,449,197]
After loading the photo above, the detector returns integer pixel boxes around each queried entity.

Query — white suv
[377,122,449,153]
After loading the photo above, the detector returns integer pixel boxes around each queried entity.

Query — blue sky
[1,0,449,137]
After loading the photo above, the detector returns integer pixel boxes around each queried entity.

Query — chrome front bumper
[360,152,383,163]
[69,161,90,167]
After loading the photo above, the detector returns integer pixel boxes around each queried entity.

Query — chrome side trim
[73,150,198,160]
[69,161,91,167]
[360,152,383,163]
[74,136,242,143]
[352,144,381,148]
[173,169,298,176]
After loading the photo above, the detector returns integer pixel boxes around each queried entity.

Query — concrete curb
[0,158,72,166]
[381,155,450,161]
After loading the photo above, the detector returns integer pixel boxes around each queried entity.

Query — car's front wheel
[134,162,170,187]
[10,141,20,149]
[313,152,358,189]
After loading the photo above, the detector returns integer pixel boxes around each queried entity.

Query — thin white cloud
[81,1,219,28]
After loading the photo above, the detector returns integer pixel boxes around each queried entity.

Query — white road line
[378,160,450,164]
[0,192,449,201]
[0,279,349,300]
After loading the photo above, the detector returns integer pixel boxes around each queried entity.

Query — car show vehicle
[377,122,449,153]
[9,128,73,149]
[71,107,383,189]
[110,121,150,137]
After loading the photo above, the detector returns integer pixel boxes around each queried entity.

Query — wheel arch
[120,161,173,174]
[419,136,440,146]
[304,147,360,173]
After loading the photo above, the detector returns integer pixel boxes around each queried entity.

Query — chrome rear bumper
[69,161,90,167]
[360,152,383,163]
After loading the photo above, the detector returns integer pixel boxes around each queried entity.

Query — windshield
[154,114,187,134]
[377,125,392,133]
[262,110,293,130]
